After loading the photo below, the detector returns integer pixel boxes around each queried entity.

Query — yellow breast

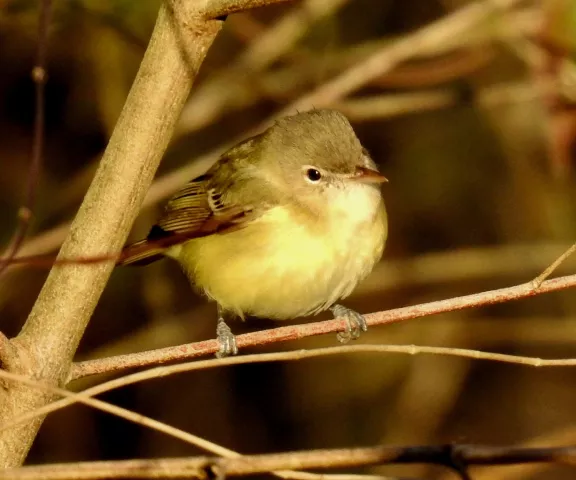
[169,186,387,320]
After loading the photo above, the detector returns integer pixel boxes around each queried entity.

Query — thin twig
[1,444,576,480]
[0,0,52,279]
[5,0,530,262]
[532,242,576,288]
[3,341,574,440]
[0,1,225,468]
[179,0,352,132]
[283,0,526,113]
[0,368,362,480]
[0,368,233,454]
[334,80,562,122]
[71,272,576,379]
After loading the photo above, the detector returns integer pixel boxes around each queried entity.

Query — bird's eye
[306,168,322,182]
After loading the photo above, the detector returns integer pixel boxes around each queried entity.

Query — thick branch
[0,2,223,467]
[2,0,529,263]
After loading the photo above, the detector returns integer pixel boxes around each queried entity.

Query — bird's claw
[330,304,368,343]
[216,318,238,358]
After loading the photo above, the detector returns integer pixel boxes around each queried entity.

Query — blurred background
[1,0,576,478]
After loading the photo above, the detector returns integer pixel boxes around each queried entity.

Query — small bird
[120,110,388,356]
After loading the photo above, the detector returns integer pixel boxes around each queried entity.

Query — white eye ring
[304,167,322,183]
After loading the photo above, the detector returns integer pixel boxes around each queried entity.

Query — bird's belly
[173,204,386,319]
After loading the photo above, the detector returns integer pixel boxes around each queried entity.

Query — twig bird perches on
[120,110,388,357]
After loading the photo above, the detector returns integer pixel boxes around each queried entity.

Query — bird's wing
[153,175,249,238]
[119,174,256,266]
[120,134,280,266]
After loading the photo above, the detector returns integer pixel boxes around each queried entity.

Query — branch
[204,0,294,19]
[3,0,530,264]
[0,0,52,279]
[178,0,352,132]
[0,1,224,467]
[333,80,563,122]
[71,272,576,380]
[0,368,227,455]
[1,244,572,469]
[0,367,384,480]
[2,444,576,480]
[1,342,574,450]
[283,0,526,113]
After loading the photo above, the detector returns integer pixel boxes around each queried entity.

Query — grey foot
[216,318,238,358]
[330,304,368,343]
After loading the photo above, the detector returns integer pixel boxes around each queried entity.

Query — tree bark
[0,1,222,466]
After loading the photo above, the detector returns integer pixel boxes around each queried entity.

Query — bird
[119,109,388,357]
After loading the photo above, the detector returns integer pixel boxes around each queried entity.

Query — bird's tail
[118,239,165,266]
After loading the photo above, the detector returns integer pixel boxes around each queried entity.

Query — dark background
[1,1,576,478]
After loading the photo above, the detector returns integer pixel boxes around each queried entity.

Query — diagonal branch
[0,0,308,467]
[3,343,576,443]
[0,0,226,467]
[284,0,526,113]
[0,0,52,279]
[1,0,529,265]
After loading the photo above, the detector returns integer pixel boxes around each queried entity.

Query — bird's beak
[352,166,388,184]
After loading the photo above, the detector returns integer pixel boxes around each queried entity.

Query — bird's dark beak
[353,166,388,184]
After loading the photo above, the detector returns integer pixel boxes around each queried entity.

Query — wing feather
[120,174,254,266]
[120,137,273,266]
[155,180,211,235]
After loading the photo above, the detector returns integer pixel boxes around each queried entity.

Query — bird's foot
[216,317,238,358]
[330,304,368,343]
